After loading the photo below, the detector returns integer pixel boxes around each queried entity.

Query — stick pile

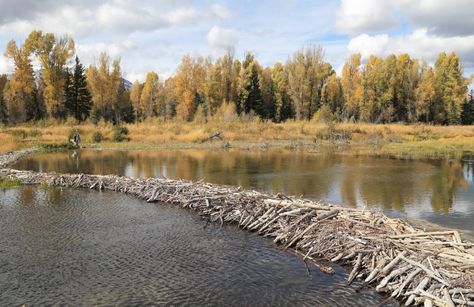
[1,149,473,306]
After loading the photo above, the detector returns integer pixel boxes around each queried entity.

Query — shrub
[28,129,42,138]
[314,122,351,141]
[92,131,104,143]
[312,105,334,124]
[9,129,27,139]
[193,104,207,124]
[65,116,79,126]
[211,102,238,124]
[113,126,129,142]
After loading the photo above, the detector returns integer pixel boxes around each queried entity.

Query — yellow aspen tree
[341,53,362,121]
[140,72,160,119]
[25,30,75,118]
[3,39,36,123]
[130,81,142,120]
[415,66,436,122]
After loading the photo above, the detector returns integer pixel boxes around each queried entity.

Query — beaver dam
[1,149,474,306]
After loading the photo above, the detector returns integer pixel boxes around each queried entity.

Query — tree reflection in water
[12,148,473,220]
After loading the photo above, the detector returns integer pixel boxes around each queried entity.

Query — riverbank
[1,121,473,158]
[1,148,473,306]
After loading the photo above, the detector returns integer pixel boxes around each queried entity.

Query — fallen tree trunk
[1,148,473,306]
[200,131,222,143]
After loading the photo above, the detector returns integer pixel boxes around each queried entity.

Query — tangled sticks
[1,150,473,306]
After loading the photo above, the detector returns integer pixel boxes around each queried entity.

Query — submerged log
[1,148,473,306]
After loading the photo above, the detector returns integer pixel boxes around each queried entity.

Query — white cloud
[401,0,474,36]
[76,41,136,65]
[334,0,398,35]
[0,55,14,75]
[166,7,198,25]
[0,1,211,37]
[206,26,239,50]
[347,29,474,68]
[347,34,390,57]
[125,72,147,83]
[335,0,474,36]
[211,4,232,20]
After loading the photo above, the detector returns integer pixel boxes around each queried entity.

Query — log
[1,148,473,307]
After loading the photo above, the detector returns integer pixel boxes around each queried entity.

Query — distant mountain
[122,78,132,91]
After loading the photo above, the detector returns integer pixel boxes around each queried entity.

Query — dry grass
[1,119,473,157]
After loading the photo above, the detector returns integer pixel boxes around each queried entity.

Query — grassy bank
[1,119,473,158]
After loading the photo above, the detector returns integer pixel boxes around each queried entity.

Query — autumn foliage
[1,31,473,126]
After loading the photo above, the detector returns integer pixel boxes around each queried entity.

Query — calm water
[0,187,395,306]
[12,149,474,234]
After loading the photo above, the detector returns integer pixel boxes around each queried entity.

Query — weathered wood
[1,148,473,306]
[200,131,222,143]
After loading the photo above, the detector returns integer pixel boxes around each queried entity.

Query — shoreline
[1,148,473,306]
[1,122,473,159]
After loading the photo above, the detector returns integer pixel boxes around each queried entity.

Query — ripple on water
[0,187,396,306]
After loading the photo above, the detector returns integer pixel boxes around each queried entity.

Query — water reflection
[11,148,474,233]
[0,187,396,306]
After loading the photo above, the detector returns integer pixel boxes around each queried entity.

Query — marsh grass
[0,178,21,190]
[0,119,473,158]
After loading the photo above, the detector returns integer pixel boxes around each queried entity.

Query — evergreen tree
[0,91,7,124]
[114,80,135,124]
[30,87,46,121]
[239,53,264,117]
[65,56,93,121]
[461,90,474,125]
[0,75,8,124]
[64,69,74,117]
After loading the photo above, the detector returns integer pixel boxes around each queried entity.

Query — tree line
[1,30,473,126]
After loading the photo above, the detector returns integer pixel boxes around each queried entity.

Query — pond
[11,148,474,234]
[0,187,396,306]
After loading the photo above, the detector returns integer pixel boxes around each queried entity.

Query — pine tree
[461,90,474,125]
[114,80,135,124]
[74,57,93,121]
[0,75,8,124]
[64,69,74,117]
[0,91,7,124]
[64,57,92,121]
[238,53,264,117]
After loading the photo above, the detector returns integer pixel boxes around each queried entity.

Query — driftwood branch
[200,131,222,143]
[1,148,473,306]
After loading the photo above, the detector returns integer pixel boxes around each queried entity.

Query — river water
[11,148,474,234]
[0,186,395,306]
[2,148,473,305]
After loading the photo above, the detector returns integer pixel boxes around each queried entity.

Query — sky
[0,0,474,82]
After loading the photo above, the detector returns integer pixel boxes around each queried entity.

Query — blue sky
[1,0,474,81]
